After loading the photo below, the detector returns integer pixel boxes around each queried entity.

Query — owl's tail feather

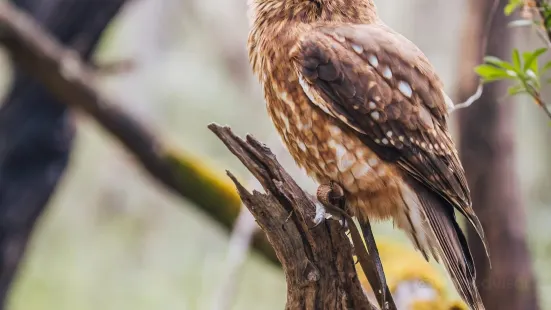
[356,218,396,309]
[401,181,485,310]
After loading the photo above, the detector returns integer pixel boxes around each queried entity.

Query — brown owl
[247,1,489,309]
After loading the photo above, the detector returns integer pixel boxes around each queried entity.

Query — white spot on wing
[351,43,363,54]
[382,66,392,79]
[368,54,379,68]
[369,101,377,110]
[371,111,380,120]
[398,81,413,98]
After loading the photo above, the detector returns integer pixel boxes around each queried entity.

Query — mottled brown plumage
[247,1,488,309]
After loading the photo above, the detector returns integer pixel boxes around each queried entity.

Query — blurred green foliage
[476,0,551,117]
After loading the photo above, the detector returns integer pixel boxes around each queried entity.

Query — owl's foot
[316,184,396,310]
[313,182,349,229]
[316,181,345,208]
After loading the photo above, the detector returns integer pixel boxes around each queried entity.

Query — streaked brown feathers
[291,24,488,255]
[290,23,488,309]
[247,2,489,309]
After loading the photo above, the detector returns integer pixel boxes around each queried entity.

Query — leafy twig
[476,0,551,120]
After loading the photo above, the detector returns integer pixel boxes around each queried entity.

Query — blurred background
[0,0,549,309]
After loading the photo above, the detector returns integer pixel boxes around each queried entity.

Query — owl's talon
[316,182,349,227]
[317,182,345,208]
[310,202,327,228]
[310,200,346,229]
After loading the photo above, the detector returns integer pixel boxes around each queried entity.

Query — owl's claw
[316,182,397,310]
[315,182,350,232]
[316,181,345,209]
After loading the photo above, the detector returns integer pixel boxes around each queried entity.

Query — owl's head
[247,0,378,27]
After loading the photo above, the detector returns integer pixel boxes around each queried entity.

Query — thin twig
[533,90,551,119]
[452,83,484,111]
[453,0,499,112]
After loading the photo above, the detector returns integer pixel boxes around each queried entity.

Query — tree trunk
[456,0,539,309]
[0,0,125,306]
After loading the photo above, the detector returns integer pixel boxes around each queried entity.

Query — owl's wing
[291,24,487,309]
[291,23,483,235]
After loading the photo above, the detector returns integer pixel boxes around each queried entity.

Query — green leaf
[512,49,522,70]
[507,84,527,96]
[542,61,551,73]
[523,48,547,73]
[475,64,516,82]
[483,56,516,71]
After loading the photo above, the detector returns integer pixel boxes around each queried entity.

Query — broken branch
[208,123,377,310]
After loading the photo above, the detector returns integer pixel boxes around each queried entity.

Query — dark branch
[0,0,278,264]
[0,0,126,306]
[0,1,171,190]
[209,124,376,310]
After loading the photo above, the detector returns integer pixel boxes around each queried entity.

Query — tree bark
[209,124,376,310]
[456,0,539,309]
[0,0,126,306]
